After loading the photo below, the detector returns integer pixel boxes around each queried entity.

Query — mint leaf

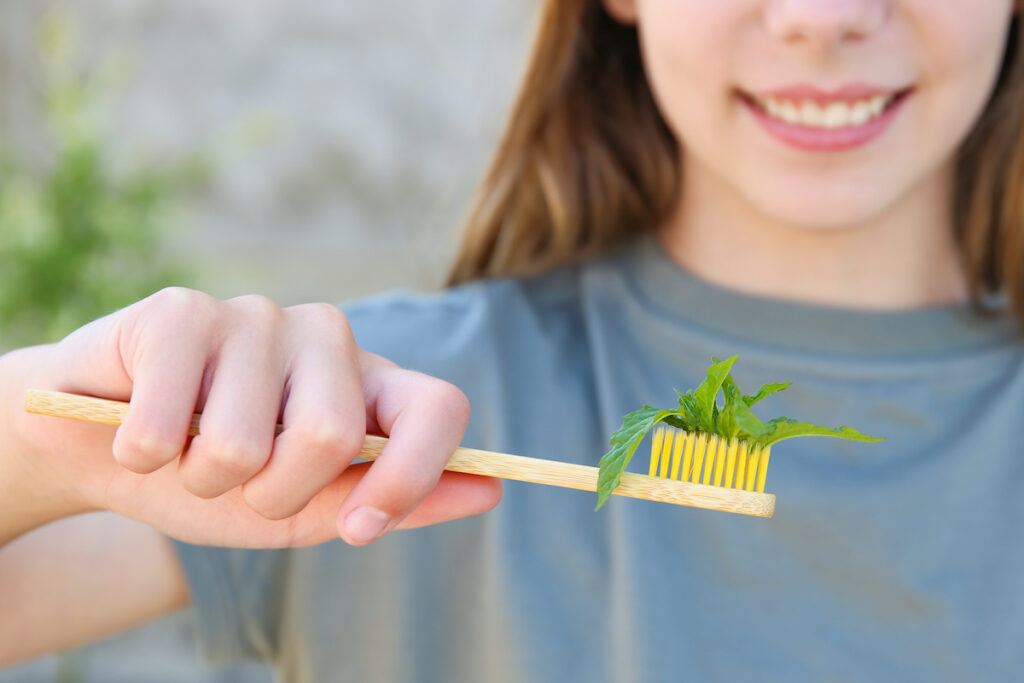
[743,382,791,406]
[596,406,673,509]
[675,391,700,430]
[733,399,767,438]
[662,414,689,431]
[692,356,737,432]
[716,376,741,440]
[594,356,883,509]
[759,417,884,447]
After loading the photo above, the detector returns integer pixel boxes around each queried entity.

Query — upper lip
[750,83,909,103]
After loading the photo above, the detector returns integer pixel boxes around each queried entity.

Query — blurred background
[0,0,535,680]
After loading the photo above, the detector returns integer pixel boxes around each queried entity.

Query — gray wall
[1,0,536,304]
[0,1,536,680]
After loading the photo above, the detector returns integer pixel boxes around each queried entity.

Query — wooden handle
[24,389,775,517]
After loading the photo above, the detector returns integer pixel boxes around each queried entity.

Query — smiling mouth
[738,88,912,129]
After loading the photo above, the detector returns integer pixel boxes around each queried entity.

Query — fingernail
[344,506,391,545]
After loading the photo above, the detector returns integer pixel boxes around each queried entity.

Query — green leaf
[594,356,884,510]
[743,382,791,406]
[595,406,674,509]
[662,414,689,431]
[716,377,741,440]
[692,356,737,432]
[721,374,739,401]
[675,392,700,431]
[758,418,884,447]
[733,399,767,438]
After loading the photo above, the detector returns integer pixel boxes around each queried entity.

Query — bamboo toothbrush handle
[23,390,774,517]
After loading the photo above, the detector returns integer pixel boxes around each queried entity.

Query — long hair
[446,0,677,284]
[448,1,1024,323]
[958,11,1024,314]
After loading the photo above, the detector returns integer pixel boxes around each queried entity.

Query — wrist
[0,346,100,545]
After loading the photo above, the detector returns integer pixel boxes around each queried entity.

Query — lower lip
[742,93,908,152]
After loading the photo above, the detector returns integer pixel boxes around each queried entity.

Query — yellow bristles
[691,432,708,483]
[719,437,738,488]
[700,436,715,485]
[756,446,771,493]
[734,442,748,489]
[745,445,760,491]
[659,428,673,478]
[649,427,665,477]
[711,437,728,487]
[669,431,686,480]
[680,433,695,483]
[648,425,772,493]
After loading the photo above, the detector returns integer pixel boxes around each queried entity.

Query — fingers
[110,289,217,474]
[335,365,475,545]
[111,462,502,549]
[45,287,502,548]
[177,296,285,498]
[279,466,502,547]
[240,304,366,519]
[394,471,503,530]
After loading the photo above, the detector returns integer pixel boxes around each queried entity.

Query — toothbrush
[648,424,773,494]
[23,389,776,518]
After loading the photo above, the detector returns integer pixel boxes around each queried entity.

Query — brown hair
[448,1,1024,322]
[446,0,677,285]
[958,11,1024,316]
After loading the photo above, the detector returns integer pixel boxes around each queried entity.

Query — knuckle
[201,437,266,478]
[112,430,180,473]
[292,416,365,464]
[230,294,283,327]
[149,286,216,321]
[231,293,279,314]
[426,379,471,425]
[141,287,221,341]
[292,303,353,338]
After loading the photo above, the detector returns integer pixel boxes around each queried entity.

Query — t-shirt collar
[614,234,1019,357]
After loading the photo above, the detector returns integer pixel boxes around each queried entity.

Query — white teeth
[780,101,800,124]
[800,101,824,126]
[850,102,870,125]
[756,93,894,128]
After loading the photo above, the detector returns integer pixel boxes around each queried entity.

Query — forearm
[0,513,190,666]
[0,346,191,666]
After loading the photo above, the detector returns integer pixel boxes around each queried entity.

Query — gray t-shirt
[174,236,1024,682]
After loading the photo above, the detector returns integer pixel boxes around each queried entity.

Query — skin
[0,0,1018,666]
[0,293,502,663]
[1,292,503,549]
[606,0,1016,308]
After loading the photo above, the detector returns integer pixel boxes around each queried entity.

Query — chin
[745,181,901,232]
[751,200,893,232]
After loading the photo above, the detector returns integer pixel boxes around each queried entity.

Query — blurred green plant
[0,11,206,348]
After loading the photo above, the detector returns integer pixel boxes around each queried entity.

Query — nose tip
[764,0,888,50]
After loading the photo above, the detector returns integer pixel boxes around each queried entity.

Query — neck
[659,162,968,310]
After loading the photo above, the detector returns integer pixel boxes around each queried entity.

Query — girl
[3,0,1023,680]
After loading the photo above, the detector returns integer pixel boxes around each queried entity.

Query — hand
[4,287,501,547]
